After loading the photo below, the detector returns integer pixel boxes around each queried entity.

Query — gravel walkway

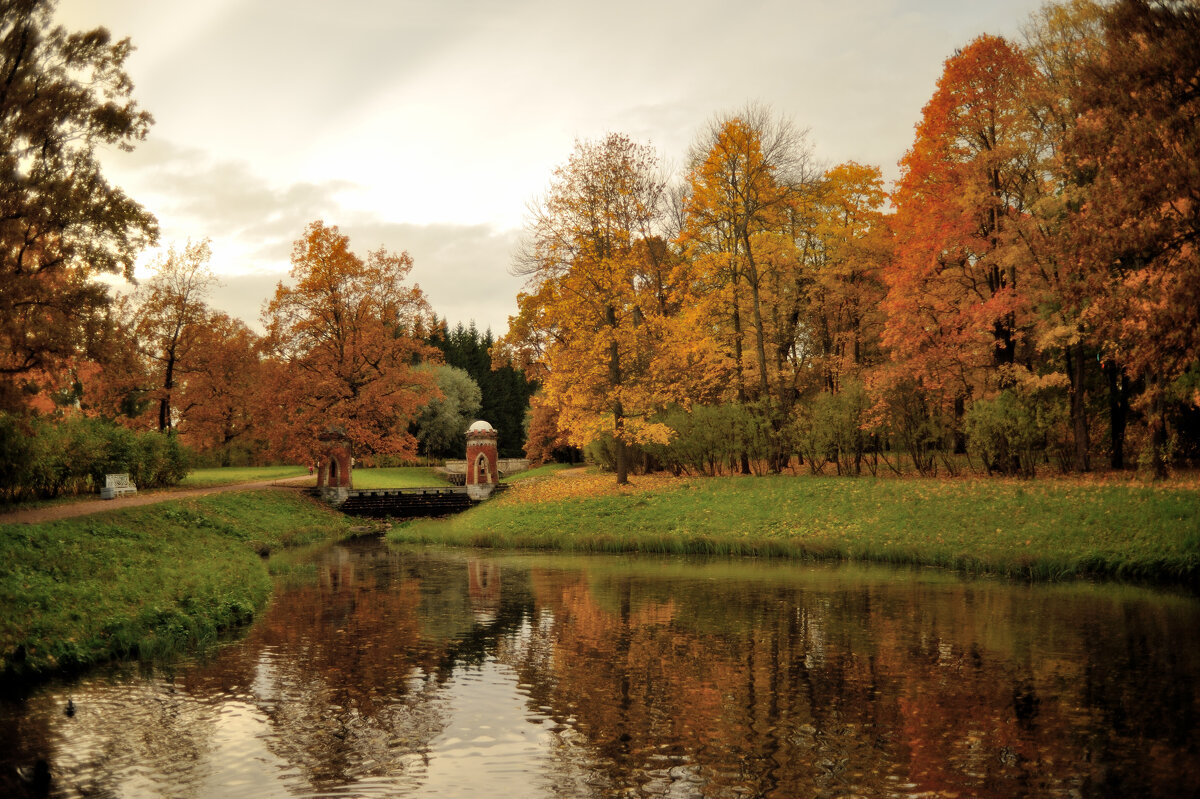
[0,475,317,525]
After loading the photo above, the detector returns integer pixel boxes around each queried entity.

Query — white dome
[467,420,495,433]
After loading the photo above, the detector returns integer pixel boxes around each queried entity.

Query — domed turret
[465,420,498,499]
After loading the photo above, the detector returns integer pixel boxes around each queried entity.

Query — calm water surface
[3,538,1198,798]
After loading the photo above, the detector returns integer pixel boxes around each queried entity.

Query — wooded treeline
[501,0,1200,482]
[1,0,1196,499]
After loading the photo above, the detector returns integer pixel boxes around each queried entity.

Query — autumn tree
[683,105,818,410]
[175,312,265,465]
[808,161,890,390]
[1006,0,1109,472]
[0,0,157,411]
[882,35,1043,462]
[1062,0,1200,475]
[131,239,217,432]
[507,134,705,484]
[262,221,438,463]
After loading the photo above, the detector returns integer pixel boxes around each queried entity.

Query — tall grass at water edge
[391,472,1200,586]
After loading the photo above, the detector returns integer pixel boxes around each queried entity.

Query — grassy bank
[391,471,1200,586]
[0,490,350,683]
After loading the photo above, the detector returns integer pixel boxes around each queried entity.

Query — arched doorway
[474,452,492,484]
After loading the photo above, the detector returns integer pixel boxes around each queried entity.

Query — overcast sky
[56,0,1044,335]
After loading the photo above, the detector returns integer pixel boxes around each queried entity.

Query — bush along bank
[0,490,351,685]
[0,413,190,503]
[390,471,1200,588]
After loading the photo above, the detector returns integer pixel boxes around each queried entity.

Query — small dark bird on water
[65,699,75,717]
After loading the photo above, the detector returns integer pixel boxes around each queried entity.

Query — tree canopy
[0,0,157,411]
[262,221,438,463]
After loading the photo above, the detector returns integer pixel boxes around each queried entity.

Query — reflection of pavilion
[467,559,501,624]
[319,545,357,592]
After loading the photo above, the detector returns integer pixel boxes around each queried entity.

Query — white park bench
[100,473,137,500]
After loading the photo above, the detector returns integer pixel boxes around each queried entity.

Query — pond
[2,537,1197,798]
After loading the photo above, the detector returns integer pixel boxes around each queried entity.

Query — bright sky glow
[56,0,1044,334]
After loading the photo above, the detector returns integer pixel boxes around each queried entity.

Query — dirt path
[0,475,318,525]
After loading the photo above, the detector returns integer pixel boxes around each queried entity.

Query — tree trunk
[613,424,629,485]
[158,354,176,432]
[1066,343,1090,472]
[741,236,771,397]
[730,274,752,475]
[1106,362,1130,470]
[953,394,967,455]
[1147,377,1169,480]
[608,304,628,485]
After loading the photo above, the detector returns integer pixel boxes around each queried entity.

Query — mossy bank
[392,471,1200,587]
[1,490,351,684]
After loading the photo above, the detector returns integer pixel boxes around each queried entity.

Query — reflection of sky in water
[423,656,566,796]
[2,543,1199,798]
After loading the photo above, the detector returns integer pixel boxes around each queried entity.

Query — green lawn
[348,467,450,489]
[180,465,311,487]
[392,472,1200,586]
[1,490,350,680]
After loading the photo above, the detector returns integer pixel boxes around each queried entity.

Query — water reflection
[2,539,1198,798]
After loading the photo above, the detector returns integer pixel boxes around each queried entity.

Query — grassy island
[391,470,1200,587]
[0,490,350,683]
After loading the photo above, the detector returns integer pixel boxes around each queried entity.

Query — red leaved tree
[262,222,439,463]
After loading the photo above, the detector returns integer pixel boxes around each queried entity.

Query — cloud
[317,221,525,337]
[110,139,354,267]
[205,224,523,336]
[108,140,524,335]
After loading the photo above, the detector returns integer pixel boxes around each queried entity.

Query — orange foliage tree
[175,312,266,465]
[880,34,1045,465]
[682,106,818,410]
[808,161,891,390]
[884,35,1040,396]
[1062,0,1200,475]
[262,221,438,463]
[0,1,157,412]
[131,239,218,432]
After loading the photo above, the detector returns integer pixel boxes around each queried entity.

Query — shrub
[873,378,953,476]
[0,414,191,502]
[965,381,1068,477]
[787,382,872,475]
[643,403,770,476]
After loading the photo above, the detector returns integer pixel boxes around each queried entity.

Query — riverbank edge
[1,489,352,687]
[388,472,1200,590]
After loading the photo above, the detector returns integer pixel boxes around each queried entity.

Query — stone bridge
[313,420,519,518]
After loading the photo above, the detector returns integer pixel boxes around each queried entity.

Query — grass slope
[0,490,350,682]
[391,472,1200,586]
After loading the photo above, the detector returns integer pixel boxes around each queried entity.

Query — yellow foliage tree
[505,134,724,484]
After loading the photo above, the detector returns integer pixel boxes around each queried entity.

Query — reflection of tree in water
[179,542,479,793]
[178,544,556,795]
[2,548,1195,798]
[495,566,1200,798]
